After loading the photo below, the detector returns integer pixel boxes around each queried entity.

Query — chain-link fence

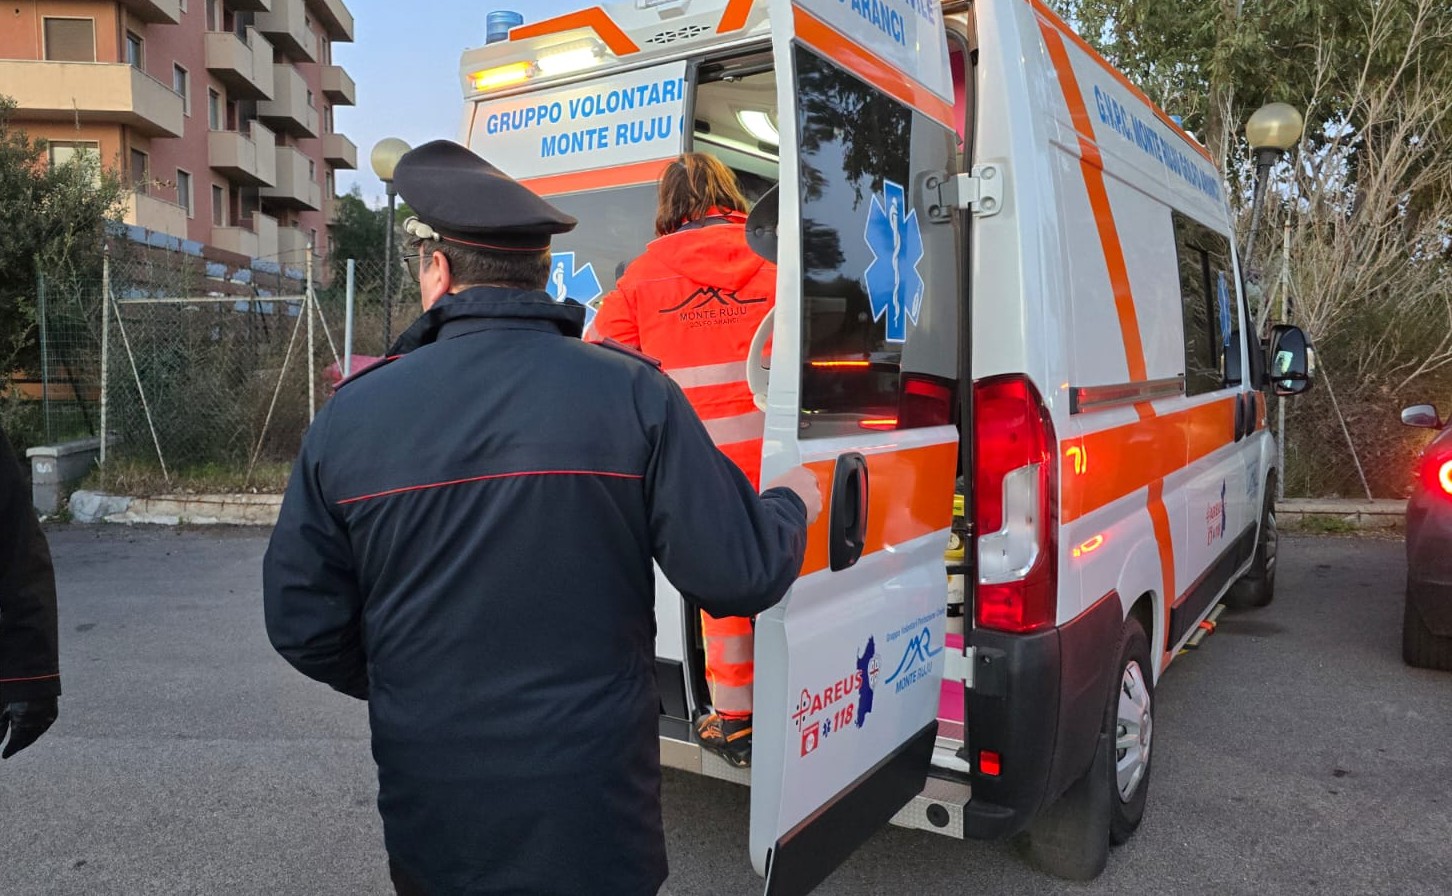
[9,247,421,494]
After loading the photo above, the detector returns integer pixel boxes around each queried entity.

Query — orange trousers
[702,611,754,718]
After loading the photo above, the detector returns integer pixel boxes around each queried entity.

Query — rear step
[1180,604,1227,652]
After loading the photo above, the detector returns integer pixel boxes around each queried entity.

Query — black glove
[0,699,59,759]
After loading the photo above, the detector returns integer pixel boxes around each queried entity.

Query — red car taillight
[973,376,1058,633]
[1424,452,1452,499]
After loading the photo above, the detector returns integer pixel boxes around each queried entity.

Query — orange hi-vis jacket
[590,212,776,719]
[589,212,775,487]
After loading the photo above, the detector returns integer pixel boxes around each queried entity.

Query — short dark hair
[412,238,551,290]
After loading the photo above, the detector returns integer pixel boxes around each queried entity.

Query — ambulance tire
[1023,618,1152,881]
[1224,479,1278,610]
[1108,618,1154,845]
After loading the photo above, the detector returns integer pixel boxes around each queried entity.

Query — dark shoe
[695,712,752,768]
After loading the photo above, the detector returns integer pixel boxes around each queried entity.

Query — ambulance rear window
[793,46,960,437]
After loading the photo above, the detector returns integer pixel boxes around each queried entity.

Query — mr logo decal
[659,286,768,330]
[864,179,925,343]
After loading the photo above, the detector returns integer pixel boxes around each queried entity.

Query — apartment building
[0,0,356,271]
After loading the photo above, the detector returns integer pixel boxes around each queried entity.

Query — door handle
[829,452,869,572]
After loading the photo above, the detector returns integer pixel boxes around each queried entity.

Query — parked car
[1401,403,1452,670]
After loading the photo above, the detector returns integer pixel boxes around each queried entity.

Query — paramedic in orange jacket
[589,153,774,767]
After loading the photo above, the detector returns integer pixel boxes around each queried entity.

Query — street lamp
[370,137,411,348]
[1242,103,1304,277]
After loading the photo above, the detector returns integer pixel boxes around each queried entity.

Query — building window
[323,106,333,133]
[321,37,331,65]
[47,141,99,168]
[306,89,315,109]
[130,149,149,192]
[205,0,217,30]
[177,170,193,217]
[208,90,222,130]
[308,159,316,182]
[126,32,144,69]
[48,141,101,185]
[43,18,96,62]
[173,65,190,115]
[213,185,227,226]
[309,228,317,250]
[325,171,334,197]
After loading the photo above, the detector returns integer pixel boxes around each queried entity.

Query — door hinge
[945,645,976,690]
[924,164,1005,222]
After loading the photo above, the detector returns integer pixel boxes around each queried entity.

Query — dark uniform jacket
[263,287,808,896]
[0,425,61,704]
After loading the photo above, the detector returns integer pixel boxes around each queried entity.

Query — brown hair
[654,153,749,237]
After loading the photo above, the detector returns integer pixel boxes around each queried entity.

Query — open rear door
[751,2,963,893]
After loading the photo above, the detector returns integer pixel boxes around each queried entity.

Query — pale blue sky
[335,1,583,205]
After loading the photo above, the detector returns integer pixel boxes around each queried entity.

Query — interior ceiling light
[738,109,779,146]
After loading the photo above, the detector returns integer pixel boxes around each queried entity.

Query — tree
[0,96,127,431]
[327,185,416,292]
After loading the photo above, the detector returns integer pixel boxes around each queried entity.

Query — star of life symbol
[863,179,925,344]
[547,252,603,329]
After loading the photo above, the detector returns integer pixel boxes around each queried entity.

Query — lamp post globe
[1243,103,1304,283]
[371,138,411,348]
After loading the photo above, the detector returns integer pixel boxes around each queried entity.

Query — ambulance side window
[794,47,959,437]
[1174,213,1240,395]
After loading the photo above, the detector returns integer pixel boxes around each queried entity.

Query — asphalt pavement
[1,528,1448,895]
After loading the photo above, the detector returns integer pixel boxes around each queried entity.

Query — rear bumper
[963,592,1121,840]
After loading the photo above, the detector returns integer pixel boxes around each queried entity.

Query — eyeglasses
[401,253,423,280]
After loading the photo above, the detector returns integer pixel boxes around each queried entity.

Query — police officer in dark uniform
[0,424,61,759]
[262,141,820,896]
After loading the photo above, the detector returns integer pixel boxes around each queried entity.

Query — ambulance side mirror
[1267,325,1314,397]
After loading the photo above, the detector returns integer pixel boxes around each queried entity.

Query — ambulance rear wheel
[1225,477,1278,609]
[1023,617,1152,880]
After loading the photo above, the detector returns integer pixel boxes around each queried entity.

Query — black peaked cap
[392,140,577,252]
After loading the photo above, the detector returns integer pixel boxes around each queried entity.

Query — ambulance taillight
[973,376,1058,633]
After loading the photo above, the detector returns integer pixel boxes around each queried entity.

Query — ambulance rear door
[750,2,964,893]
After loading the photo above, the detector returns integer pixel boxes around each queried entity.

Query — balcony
[214,212,279,261]
[124,191,188,238]
[256,0,318,62]
[261,145,322,211]
[0,61,184,138]
[204,28,275,100]
[322,133,356,170]
[119,0,180,24]
[256,64,318,137]
[276,225,316,267]
[308,0,355,42]
[209,121,278,187]
[228,0,272,12]
[320,65,355,106]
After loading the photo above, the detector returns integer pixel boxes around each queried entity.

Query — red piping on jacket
[337,470,643,506]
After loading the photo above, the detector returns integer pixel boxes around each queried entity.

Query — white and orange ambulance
[456,0,1314,890]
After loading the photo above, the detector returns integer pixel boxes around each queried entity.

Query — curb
[1277,499,1405,530]
[70,490,282,526]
